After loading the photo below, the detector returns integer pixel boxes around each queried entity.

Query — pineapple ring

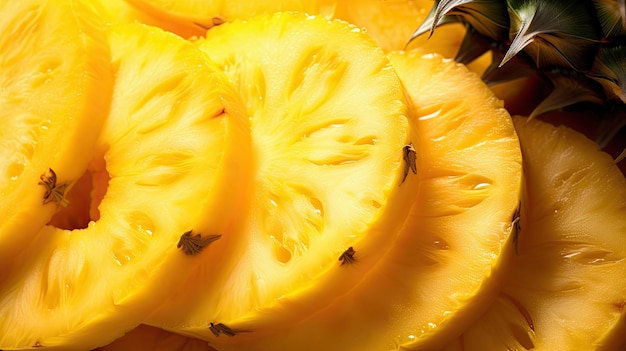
[0,23,250,350]
[124,0,336,38]
[207,49,523,351]
[0,0,112,277]
[441,117,626,351]
[146,12,420,339]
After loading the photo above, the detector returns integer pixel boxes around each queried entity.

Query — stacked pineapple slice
[0,1,624,350]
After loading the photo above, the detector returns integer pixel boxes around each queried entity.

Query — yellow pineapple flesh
[441,117,626,350]
[0,0,112,278]
[0,22,250,350]
[145,12,421,342]
[194,48,522,351]
[0,1,624,350]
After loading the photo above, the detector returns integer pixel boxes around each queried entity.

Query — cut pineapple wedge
[0,0,112,277]
[0,22,250,350]
[124,0,336,38]
[441,117,626,351]
[96,325,217,351]
[146,12,420,340]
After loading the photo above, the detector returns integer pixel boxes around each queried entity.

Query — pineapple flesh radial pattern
[441,117,626,351]
[0,0,112,277]
[203,48,522,351]
[0,22,250,350]
[145,11,421,340]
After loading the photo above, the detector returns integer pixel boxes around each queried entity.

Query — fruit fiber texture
[440,117,626,351]
[0,0,625,350]
[0,21,250,350]
[0,0,112,280]
[145,11,422,341]
[182,48,522,351]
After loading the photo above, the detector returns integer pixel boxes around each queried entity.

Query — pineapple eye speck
[401,142,417,184]
[177,230,222,256]
[338,246,356,266]
[38,168,70,207]
[209,322,248,337]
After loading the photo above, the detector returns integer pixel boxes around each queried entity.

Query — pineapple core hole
[49,166,110,230]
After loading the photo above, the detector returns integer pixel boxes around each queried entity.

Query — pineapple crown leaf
[454,24,494,65]
[529,69,606,120]
[408,1,451,42]
[407,0,509,44]
[482,47,537,85]
[440,0,509,40]
[593,0,626,37]
[502,0,602,70]
[434,0,475,30]
[414,0,626,139]
[588,42,626,103]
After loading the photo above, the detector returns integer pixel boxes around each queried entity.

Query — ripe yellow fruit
[187,49,521,351]
[440,117,626,350]
[0,0,112,279]
[0,22,250,350]
[145,12,421,341]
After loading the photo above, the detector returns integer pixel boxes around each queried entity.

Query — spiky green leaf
[502,0,602,71]
[454,24,493,65]
[588,42,626,103]
[482,45,537,85]
[593,0,626,37]
[409,0,509,43]
[529,69,605,119]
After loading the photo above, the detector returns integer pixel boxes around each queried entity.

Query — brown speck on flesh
[39,168,70,207]
[338,246,356,266]
[177,230,221,256]
[401,143,417,184]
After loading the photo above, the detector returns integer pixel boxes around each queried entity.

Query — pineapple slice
[146,12,420,341]
[95,325,216,351]
[123,0,336,38]
[201,48,522,351]
[441,117,626,350]
[0,22,250,350]
[0,0,112,277]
